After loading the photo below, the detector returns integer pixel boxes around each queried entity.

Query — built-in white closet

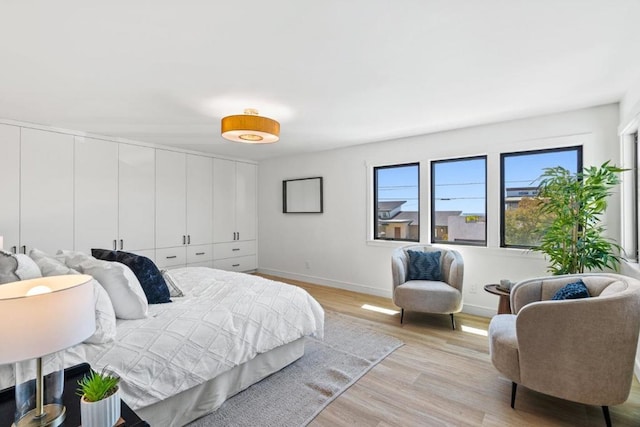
[0,121,257,273]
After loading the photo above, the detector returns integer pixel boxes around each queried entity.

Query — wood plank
[258,274,640,427]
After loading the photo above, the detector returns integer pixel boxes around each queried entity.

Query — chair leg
[450,313,456,330]
[510,382,517,409]
[400,308,404,324]
[602,406,611,427]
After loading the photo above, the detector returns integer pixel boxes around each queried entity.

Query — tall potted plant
[533,161,625,275]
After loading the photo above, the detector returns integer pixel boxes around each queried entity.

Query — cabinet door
[156,150,187,248]
[213,158,237,243]
[74,137,118,254]
[235,162,257,241]
[0,125,20,252]
[119,144,155,251]
[186,154,213,245]
[20,128,74,254]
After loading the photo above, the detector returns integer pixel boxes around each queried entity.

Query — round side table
[484,284,511,315]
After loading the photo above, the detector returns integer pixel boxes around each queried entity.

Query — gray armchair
[391,245,464,329]
[488,273,640,427]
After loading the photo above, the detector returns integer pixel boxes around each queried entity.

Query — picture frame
[283,177,323,213]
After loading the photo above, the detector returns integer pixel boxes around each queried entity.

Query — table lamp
[0,275,95,427]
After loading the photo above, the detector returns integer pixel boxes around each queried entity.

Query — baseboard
[258,268,495,319]
[257,268,393,298]
[462,304,495,318]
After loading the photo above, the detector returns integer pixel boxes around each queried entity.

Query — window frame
[373,162,420,242]
[430,155,487,247]
[500,145,583,249]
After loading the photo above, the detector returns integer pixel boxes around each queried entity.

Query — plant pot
[80,387,121,427]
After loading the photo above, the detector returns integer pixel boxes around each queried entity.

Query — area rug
[186,311,403,427]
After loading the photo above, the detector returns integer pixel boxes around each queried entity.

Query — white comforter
[2,268,324,410]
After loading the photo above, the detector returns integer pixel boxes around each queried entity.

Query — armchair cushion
[394,280,461,313]
[406,250,441,281]
[551,280,590,300]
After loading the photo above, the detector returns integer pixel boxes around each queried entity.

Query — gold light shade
[221,109,280,143]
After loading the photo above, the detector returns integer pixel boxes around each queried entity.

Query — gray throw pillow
[0,251,42,284]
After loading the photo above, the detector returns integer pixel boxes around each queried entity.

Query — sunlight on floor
[460,325,488,337]
[361,304,401,316]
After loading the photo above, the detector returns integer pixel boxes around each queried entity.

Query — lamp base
[12,404,65,427]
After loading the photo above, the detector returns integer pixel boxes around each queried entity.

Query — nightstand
[0,363,148,427]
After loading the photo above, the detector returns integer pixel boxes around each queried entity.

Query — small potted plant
[77,368,121,427]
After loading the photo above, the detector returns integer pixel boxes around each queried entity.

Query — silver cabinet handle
[232,264,240,267]
[182,235,186,245]
[187,235,191,244]
[113,240,117,250]
[11,246,17,254]
[21,245,26,254]
[232,232,236,240]
[232,248,240,252]
[237,232,240,240]
[120,239,124,250]
[166,255,177,259]
[195,252,205,256]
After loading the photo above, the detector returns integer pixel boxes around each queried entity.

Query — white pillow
[84,279,117,344]
[56,249,94,270]
[161,269,185,297]
[30,249,117,344]
[0,251,42,284]
[30,248,76,276]
[76,258,148,320]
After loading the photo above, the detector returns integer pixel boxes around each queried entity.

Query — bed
[0,263,324,427]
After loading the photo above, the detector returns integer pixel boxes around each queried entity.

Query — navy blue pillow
[406,250,442,281]
[551,280,590,300]
[92,249,171,304]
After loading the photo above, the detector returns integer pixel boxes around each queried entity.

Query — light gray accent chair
[391,244,464,330]
[488,273,640,427]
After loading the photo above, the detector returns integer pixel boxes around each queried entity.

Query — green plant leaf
[76,367,120,402]
[531,162,626,275]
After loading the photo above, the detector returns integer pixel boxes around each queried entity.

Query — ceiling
[1,1,639,161]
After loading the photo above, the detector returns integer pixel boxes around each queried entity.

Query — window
[501,146,582,248]
[621,131,638,261]
[373,163,419,241]
[431,156,487,246]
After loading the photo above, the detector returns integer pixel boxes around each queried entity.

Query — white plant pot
[80,387,121,427]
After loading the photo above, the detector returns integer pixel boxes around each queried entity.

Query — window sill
[366,239,418,248]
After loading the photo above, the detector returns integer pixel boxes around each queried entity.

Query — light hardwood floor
[259,274,640,427]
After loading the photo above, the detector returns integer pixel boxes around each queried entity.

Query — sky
[377,148,580,215]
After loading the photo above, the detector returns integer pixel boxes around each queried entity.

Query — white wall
[258,104,621,316]
[620,79,640,127]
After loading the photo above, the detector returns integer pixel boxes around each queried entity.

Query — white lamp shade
[0,275,96,364]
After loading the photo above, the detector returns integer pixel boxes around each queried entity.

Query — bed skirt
[136,337,306,426]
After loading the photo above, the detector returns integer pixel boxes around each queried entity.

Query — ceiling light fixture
[221,108,280,143]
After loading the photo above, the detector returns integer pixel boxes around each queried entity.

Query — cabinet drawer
[187,260,214,268]
[213,255,256,272]
[187,244,213,263]
[155,247,187,268]
[213,241,256,260]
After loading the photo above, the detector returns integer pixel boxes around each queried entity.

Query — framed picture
[283,177,323,213]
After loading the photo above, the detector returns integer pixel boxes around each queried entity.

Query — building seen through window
[501,146,582,247]
[374,163,419,241]
[431,156,487,246]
